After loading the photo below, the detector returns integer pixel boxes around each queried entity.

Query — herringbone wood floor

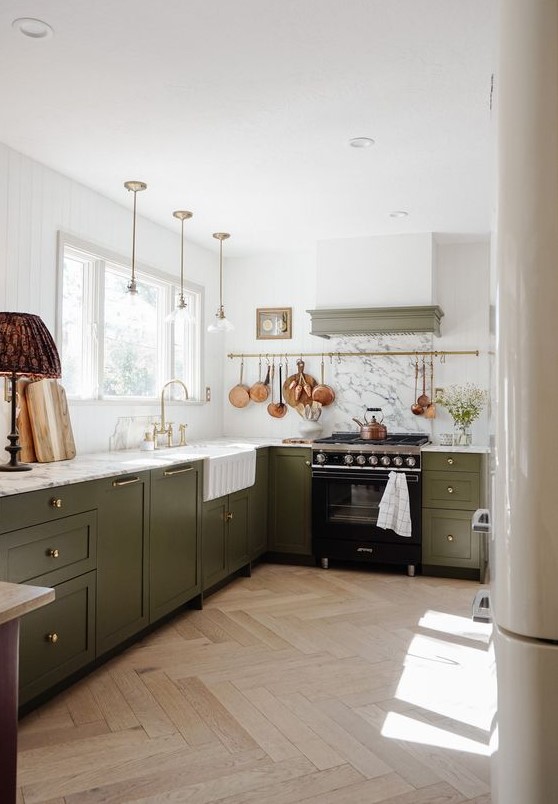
[16,563,494,803]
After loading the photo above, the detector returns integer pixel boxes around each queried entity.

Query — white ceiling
[0,0,496,257]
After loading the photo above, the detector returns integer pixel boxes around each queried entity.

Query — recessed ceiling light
[389,210,409,218]
[12,18,54,39]
[349,137,375,148]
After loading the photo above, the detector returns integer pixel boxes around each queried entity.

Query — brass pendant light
[166,210,193,322]
[123,180,147,296]
[208,232,233,332]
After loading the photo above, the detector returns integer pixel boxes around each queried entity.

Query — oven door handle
[312,470,421,483]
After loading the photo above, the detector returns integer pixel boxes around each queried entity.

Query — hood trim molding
[307,305,444,339]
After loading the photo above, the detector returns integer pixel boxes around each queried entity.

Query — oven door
[312,469,422,568]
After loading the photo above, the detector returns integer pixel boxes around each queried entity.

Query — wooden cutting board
[16,379,37,463]
[26,379,76,462]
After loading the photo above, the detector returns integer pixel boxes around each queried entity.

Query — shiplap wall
[0,142,225,453]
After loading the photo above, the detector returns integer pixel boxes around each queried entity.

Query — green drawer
[422,451,481,473]
[1,511,97,586]
[19,571,96,705]
[0,479,98,534]
[422,509,480,569]
[422,471,480,510]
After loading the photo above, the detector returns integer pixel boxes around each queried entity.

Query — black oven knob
[355,454,366,466]
[344,454,354,465]
[405,456,417,468]
[368,455,379,466]
[392,455,404,467]
[380,455,391,467]
[315,452,327,464]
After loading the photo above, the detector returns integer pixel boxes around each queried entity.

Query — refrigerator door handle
[472,508,491,533]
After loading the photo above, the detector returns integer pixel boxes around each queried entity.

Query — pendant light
[166,210,193,322]
[208,232,234,332]
[123,180,147,296]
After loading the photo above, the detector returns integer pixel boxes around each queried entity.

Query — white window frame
[56,231,204,403]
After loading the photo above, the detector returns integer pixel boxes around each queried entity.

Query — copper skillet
[312,356,335,406]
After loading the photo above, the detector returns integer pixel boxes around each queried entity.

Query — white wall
[0,142,223,453]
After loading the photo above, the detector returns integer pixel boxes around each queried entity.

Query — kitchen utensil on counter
[249,358,271,402]
[417,358,430,407]
[26,379,76,462]
[411,358,424,415]
[424,357,436,418]
[268,362,287,418]
[16,378,37,463]
[352,408,388,440]
[282,359,316,407]
[312,356,335,406]
[228,359,250,408]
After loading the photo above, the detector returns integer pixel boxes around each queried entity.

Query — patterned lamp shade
[0,312,61,472]
[0,312,61,378]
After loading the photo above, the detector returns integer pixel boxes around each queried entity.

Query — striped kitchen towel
[377,471,412,538]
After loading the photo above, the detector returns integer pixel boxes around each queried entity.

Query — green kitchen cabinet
[202,487,250,592]
[149,461,202,623]
[249,448,269,560]
[0,481,98,707]
[422,451,485,579]
[268,447,312,556]
[95,472,150,656]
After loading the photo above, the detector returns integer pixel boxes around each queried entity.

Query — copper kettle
[352,408,388,440]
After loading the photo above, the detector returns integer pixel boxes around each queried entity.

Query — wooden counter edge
[0,582,55,626]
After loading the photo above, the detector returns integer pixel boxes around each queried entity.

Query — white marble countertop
[422,445,491,454]
[0,437,310,498]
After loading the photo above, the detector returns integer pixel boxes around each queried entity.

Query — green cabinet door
[149,462,201,623]
[228,488,250,573]
[268,447,312,555]
[249,448,269,560]
[202,496,228,591]
[95,472,150,656]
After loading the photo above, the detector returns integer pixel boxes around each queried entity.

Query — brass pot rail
[227,349,479,361]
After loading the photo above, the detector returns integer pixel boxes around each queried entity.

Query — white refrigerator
[493,0,558,800]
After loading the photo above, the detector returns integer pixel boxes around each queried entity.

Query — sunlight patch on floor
[381,710,491,756]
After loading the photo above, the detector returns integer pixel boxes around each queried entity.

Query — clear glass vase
[452,422,472,446]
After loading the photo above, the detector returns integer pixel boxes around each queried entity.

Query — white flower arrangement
[437,384,488,427]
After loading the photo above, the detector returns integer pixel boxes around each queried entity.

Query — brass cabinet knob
[447,458,454,465]
[50,497,63,508]
[47,548,60,558]
[46,633,59,644]
[447,486,454,494]
[305,460,311,467]
[225,511,233,522]
[447,534,454,542]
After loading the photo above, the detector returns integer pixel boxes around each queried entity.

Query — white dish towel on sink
[377,471,412,538]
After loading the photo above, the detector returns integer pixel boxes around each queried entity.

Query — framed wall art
[256,307,292,339]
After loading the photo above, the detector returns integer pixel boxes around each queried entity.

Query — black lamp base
[1,374,33,472]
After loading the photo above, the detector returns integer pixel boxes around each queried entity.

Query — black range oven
[311,433,429,576]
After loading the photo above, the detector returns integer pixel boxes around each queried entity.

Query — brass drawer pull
[47,548,60,559]
[112,476,140,487]
[447,458,454,465]
[447,486,454,494]
[46,633,59,644]
[447,534,454,542]
[50,497,63,509]
[163,467,193,477]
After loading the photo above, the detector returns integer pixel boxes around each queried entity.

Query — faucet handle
[178,423,187,446]
[167,423,173,447]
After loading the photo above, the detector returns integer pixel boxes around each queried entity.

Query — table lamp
[0,312,61,471]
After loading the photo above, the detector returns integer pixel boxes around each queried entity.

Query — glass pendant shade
[124,180,147,298]
[166,210,193,323]
[208,232,233,333]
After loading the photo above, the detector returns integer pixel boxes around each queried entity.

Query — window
[57,234,202,401]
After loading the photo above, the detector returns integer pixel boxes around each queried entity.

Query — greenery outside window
[57,233,202,401]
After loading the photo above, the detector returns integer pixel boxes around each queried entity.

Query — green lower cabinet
[149,462,202,623]
[202,488,250,592]
[249,449,269,560]
[268,447,312,556]
[19,571,96,706]
[422,509,480,570]
[95,472,150,656]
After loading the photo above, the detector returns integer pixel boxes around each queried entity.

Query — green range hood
[307,305,444,339]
